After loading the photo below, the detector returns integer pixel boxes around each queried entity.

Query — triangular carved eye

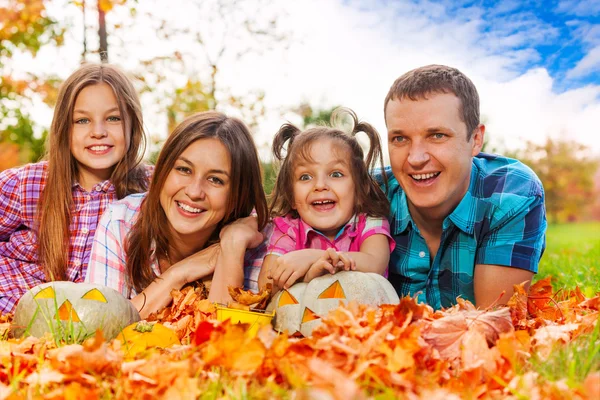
[34,286,56,299]
[57,300,81,322]
[81,289,107,302]
[318,280,345,299]
[301,307,320,324]
[278,289,299,307]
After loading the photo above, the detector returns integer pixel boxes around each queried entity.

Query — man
[377,64,546,309]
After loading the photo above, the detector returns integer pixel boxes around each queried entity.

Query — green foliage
[530,323,600,387]
[515,139,599,223]
[536,222,600,295]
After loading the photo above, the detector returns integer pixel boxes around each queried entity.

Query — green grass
[536,222,600,295]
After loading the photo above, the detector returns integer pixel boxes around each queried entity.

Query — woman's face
[159,138,232,246]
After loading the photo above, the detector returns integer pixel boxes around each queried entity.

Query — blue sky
[353,0,600,91]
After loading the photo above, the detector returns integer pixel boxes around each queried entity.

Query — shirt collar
[299,214,360,245]
[72,179,115,193]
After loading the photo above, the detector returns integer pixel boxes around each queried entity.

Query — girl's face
[292,138,356,240]
[160,138,232,247]
[70,83,129,190]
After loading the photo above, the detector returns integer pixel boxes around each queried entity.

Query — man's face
[385,92,484,220]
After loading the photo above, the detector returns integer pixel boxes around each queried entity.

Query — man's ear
[471,124,485,156]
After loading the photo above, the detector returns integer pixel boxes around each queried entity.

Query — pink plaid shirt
[0,162,123,313]
[86,193,270,297]
[268,214,395,260]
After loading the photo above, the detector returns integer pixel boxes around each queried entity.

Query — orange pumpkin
[118,321,180,358]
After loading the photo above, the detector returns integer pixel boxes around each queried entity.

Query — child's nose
[90,122,108,138]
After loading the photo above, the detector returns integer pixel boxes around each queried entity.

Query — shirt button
[74,259,81,267]
[419,251,426,258]
[81,227,89,234]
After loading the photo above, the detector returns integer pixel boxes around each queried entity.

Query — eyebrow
[73,107,121,114]
[177,156,230,176]
[388,126,457,135]
[295,159,348,168]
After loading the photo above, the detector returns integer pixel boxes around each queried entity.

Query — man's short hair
[384,65,480,140]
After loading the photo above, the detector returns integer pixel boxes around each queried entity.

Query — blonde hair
[38,63,148,281]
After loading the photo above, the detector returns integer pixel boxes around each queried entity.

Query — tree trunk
[98,2,108,63]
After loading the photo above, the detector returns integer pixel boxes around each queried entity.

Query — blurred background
[1,0,599,224]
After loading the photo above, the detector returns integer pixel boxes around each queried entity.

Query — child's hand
[269,251,314,289]
[303,249,356,282]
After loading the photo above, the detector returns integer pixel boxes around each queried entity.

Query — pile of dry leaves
[0,278,598,399]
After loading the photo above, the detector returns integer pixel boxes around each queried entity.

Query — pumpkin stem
[134,321,155,333]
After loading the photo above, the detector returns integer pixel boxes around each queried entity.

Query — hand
[219,216,264,249]
[303,249,355,282]
[171,243,221,285]
[269,250,318,289]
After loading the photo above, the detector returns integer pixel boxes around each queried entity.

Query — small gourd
[267,271,400,337]
[118,321,180,358]
[12,282,140,341]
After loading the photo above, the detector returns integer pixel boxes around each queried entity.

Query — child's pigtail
[272,123,300,162]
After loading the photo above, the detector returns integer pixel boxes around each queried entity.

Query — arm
[474,265,534,308]
[129,244,220,318]
[474,195,546,308]
[207,216,264,304]
[346,234,391,274]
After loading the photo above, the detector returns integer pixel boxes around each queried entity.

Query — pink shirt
[268,214,395,259]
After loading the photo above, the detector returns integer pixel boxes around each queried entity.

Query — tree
[0,0,65,170]
[516,139,599,223]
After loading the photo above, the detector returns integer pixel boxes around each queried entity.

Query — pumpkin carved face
[267,271,400,337]
[12,282,140,341]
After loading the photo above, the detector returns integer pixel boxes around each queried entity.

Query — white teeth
[177,201,203,213]
[411,172,439,180]
[89,145,109,152]
[312,200,334,205]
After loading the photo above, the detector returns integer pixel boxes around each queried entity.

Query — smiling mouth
[87,145,113,153]
[311,200,336,211]
[410,172,440,183]
[176,201,205,214]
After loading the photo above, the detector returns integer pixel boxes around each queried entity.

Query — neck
[167,228,215,264]
[77,167,111,192]
[408,202,445,238]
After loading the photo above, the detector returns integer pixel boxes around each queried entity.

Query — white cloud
[557,0,600,17]
[566,45,600,79]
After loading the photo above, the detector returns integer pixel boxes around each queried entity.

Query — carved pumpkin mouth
[56,300,81,322]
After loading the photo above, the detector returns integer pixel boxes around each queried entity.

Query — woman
[86,111,269,317]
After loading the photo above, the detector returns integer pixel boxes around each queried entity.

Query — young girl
[0,64,149,314]
[258,108,395,292]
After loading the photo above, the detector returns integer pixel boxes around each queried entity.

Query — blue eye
[107,116,121,122]
[390,136,406,143]
[299,174,311,181]
[432,133,446,139]
[74,118,90,124]
[330,171,343,178]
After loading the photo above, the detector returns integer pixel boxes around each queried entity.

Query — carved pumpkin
[12,282,140,341]
[267,271,400,337]
[117,321,180,358]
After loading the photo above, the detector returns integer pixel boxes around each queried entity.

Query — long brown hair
[126,111,268,294]
[384,64,480,140]
[270,107,389,220]
[38,63,148,281]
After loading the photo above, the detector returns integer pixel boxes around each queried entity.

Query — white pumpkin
[12,281,140,341]
[267,271,399,337]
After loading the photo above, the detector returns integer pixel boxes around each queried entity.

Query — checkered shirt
[374,153,547,309]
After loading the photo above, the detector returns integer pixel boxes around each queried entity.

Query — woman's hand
[172,243,221,285]
[219,216,264,250]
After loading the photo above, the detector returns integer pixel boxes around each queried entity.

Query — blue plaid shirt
[375,153,547,309]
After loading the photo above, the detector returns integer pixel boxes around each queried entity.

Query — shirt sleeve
[267,217,297,257]
[0,168,22,241]
[243,222,273,292]
[85,204,130,297]
[475,194,547,272]
[361,216,396,253]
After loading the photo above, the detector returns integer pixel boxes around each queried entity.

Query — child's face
[70,83,129,189]
[292,138,356,240]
